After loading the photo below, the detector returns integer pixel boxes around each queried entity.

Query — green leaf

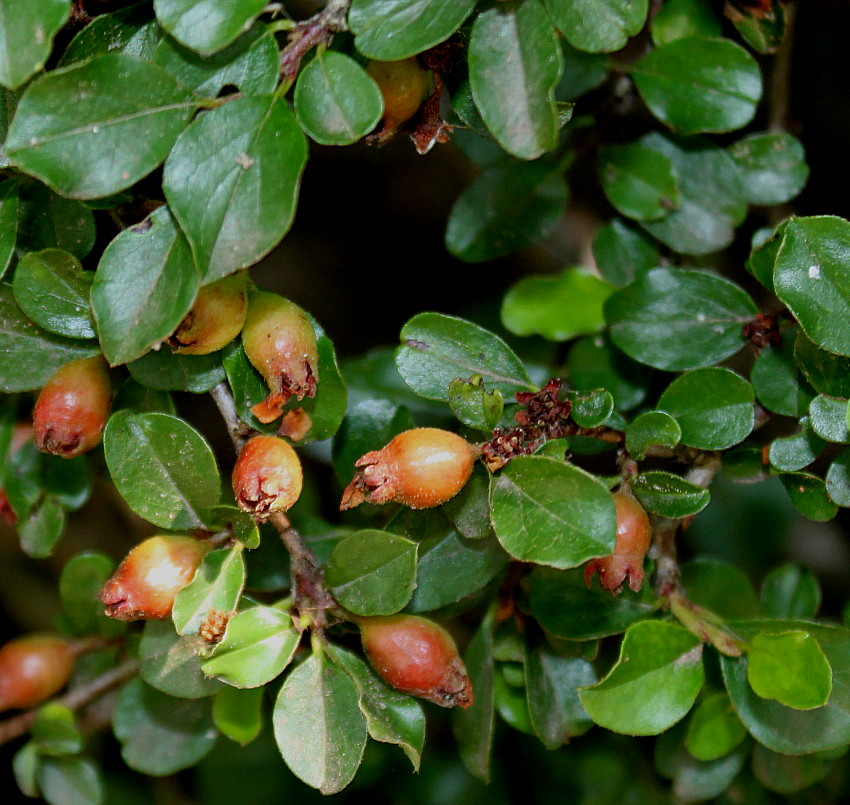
[490,455,616,569]
[568,389,614,428]
[579,620,704,735]
[592,218,659,287]
[348,0,476,61]
[0,0,70,89]
[3,442,91,516]
[747,630,832,710]
[729,132,808,205]
[502,267,613,341]
[139,620,223,699]
[172,545,245,636]
[12,742,39,798]
[0,180,17,277]
[448,375,504,432]
[6,54,196,199]
[752,743,846,795]
[809,394,850,443]
[469,0,563,160]
[774,216,850,357]
[396,312,534,401]
[528,565,657,640]
[768,421,825,472]
[728,0,786,54]
[751,332,814,417]
[127,348,225,393]
[568,336,650,412]
[32,703,83,756]
[826,450,850,507]
[760,564,821,620]
[598,143,680,221]
[60,3,161,65]
[680,558,761,620]
[272,650,367,795]
[294,51,383,146]
[546,0,648,53]
[651,0,721,45]
[632,471,710,518]
[153,26,279,98]
[0,285,99,391]
[637,132,747,255]
[445,160,568,262]
[632,37,761,135]
[16,181,96,260]
[113,677,216,775]
[37,756,104,805]
[210,504,259,550]
[201,605,300,688]
[59,552,124,637]
[103,410,221,529]
[625,411,681,458]
[795,329,850,398]
[605,268,756,371]
[163,94,307,282]
[326,644,426,771]
[684,692,747,762]
[113,377,176,415]
[443,464,493,540]
[13,250,95,340]
[212,686,263,745]
[657,367,755,450]
[780,471,838,522]
[153,0,267,55]
[19,495,66,558]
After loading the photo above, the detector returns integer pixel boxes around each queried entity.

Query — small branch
[279,0,351,81]
[210,382,253,454]
[768,1,797,134]
[0,658,139,748]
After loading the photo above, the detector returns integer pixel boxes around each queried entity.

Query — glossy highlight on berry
[232,434,303,517]
[168,272,248,355]
[0,635,76,712]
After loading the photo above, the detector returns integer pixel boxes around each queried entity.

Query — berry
[358,614,473,708]
[0,635,76,712]
[366,58,430,142]
[33,355,112,458]
[340,428,477,510]
[99,535,210,621]
[168,272,248,355]
[232,434,303,517]
[584,490,652,594]
[241,291,319,424]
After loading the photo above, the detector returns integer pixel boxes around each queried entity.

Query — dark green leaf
[606,268,756,371]
[139,620,223,698]
[0,0,70,89]
[172,545,245,636]
[490,455,616,568]
[103,410,221,529]
[60,3,161,65]
[469,0,563,160]
[795,329,850,398]
[19,495,66,558]
[745,223,783,292]
[768,420,824,472]
[632,471,710,518]
[210,504,259,550]
[568,336,650,412]
[752,743,845,795]
[6,54,196,199]
[37,756,104,805]
[760,564,821,620]
[60,552,124,637]
[809,394,850,443]
[443,464,493,540]
[153,0,267,55]
[592,218,659,287]
[598,143,680,220]
[751,332,814,417]
[680,557,761,620]
[3,442,91,516]
[113,377,176,415]
[779,471,838,522]
[0,180,17,277]
[625,411,681,458]
[212,686,263,745]
[127,348,225,393]
[728,0,786,54]
[16,182,96,260]
[556,39,609,100]
[826,450,850,507]
[651,0,721,45]
[546,0,648,53]
[684,692,746,762]
[729,132,808,205]
[568,389,614,428]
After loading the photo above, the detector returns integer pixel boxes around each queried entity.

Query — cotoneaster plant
[1,1,849,804]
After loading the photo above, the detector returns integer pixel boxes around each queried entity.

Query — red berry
[168,272,248,355]
[0,635,76,712]
[584,490,652,594]
[99,535,210,621]
[340,428,477,510]
[33,355,112,458]
[359,614,473,708]
[232,435,303,517]
[241,291,319,424]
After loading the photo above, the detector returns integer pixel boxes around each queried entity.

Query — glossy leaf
[795,330,850,398]
[568,336,650,412]
[0,0,70,89]
[592,218,659,287]
[680,558,761,620]
[651,0,721,45]
[751,333,814,417]
[212,686,263,745]
[103,410,221,529]
[632,471,710,518]
[490,455,616,569]
[6,54,196,199]
[139,620,223,699]
[625,411,681,458]
[598,143,680,221]
[809,394,850,444]
[768,421,824,473]
[760,564,821,620]
[172,545,245,636]
[59,3,161,65]
[448,375,504,432]
[18,495,66,558]
[153,0,267,55]
[546,0,648,53]
[729,132,808,206]
[780,471,838,522]
[684,692,747,762]
[827,450,850,507]
[127,348,225,393]
[443,464,493,540]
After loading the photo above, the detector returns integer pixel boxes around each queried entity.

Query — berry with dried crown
[33,355,112,458]
[366,58,430,142]
[584,490,652,594]
[168,272,248,355]
[99,535,210,621]
[232,434,303,517]
[241,291,319,424]
[340,428,477,510]
[0,635,76,712]
[358,614,473,708]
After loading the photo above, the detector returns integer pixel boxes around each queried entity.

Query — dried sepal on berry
[232,435,303,517]
[340,428,478,511]
[99,535,210,621]
[241,291,319,424]
[33,355,112,458]
[358,614,473,709]
[0,634,76,712]
[584,490,652,595]
[168,272,248,355]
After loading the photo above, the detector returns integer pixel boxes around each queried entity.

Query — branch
[279,0,352,82]
[209,381,253,454]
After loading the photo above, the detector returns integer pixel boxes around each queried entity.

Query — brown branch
[209,381,253,454]
[279,0,351,82]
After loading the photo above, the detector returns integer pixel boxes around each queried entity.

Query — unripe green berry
[33,355,112,458]
[232,434,303,517]
[341,428,478,510]
[0,635,75,712]
[99,535,210,621]
[168,272,248,355]
[241,291,319,424]
[358,614,473,708]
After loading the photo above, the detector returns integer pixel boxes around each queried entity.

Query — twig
[768,1,797,134]
[0,658,139,748]
[209,382,253,454]
[279,0,351,81]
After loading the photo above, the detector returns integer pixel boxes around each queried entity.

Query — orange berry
[168,272,248,355]
[366,58,430,137]
[232,434,303,517]
[0,635,75,712]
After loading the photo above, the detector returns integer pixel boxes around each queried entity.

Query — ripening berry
[0,635,76,712]
[358,614,473,708]
[340,428,477,510]
[241,291,319,424]
[168,272,248,355]
[99,535,210,621]
[232,434,303,517]
[366,58,430,139]
[584,490,652,594]
[33,355,112,458]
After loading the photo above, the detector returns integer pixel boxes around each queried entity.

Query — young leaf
[625,411,681,458]
[448,375,504,432]
[153,0,267,56]
[31,703,84,756]
[18,495,66,559]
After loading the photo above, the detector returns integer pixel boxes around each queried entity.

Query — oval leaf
[0,0,70,89]
[632,471,710,518]
[153,0,267,55]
